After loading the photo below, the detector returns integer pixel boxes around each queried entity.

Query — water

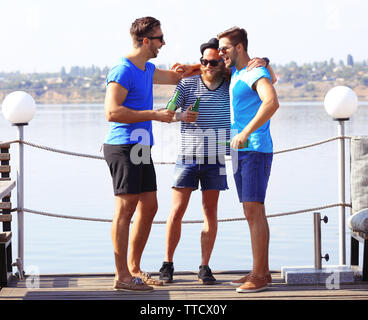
[0,101,367,275]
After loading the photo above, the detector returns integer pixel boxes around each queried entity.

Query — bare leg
[164,188,192,262]
[128,191,158,275]
[111,194,139,283]
[242,201,268,279]
[201,190,220,266]
[262,205,270,275]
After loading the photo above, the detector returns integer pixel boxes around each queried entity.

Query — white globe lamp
[2,91,36,125]
[1,91,36,280]
[324,86,358,266]
[324,86,358,120]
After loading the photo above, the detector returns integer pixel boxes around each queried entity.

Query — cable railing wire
[8,202,352,224]
[1,135,353,165]
[3,135,353,223]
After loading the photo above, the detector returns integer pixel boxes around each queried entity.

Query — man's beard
[150,43,158,58]
[202,67,225,83]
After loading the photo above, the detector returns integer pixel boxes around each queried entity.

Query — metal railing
[0,135,353,278]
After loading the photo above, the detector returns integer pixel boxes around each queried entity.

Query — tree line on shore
[0,55,367,102]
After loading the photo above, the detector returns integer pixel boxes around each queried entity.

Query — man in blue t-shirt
[103,16,199,292]
[218,27,279,294]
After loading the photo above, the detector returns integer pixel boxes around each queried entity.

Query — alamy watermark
[128,127,240,175]
[25,265,40,289]
[325,271,340,290]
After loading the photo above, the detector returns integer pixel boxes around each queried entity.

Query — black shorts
[103,143,157,195]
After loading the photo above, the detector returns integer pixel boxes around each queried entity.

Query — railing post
[313,212,329,270]
[314,212,322,270]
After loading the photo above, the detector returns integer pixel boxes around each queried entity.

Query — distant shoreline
[1,81,367,104]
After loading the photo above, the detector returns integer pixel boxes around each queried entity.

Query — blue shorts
[172,155,228,191]
[232,151,273,203]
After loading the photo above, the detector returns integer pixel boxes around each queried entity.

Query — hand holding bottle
[230,132,250,150]
[155,109,175,123]
[180,107,198,123]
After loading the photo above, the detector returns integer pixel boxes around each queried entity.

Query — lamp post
[324,86,358,265]
[1,91,36,279]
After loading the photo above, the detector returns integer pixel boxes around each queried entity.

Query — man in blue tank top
[218,27,279,293]
[103,16,199,292]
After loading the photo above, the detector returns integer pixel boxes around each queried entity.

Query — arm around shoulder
[266,65,277,84]
[153,64,202,85]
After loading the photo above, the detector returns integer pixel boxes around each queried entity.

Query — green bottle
[191,97,200,112]
[166,91,180,111]
[217,139,249,148]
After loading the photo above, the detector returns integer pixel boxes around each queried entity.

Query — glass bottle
[217,139,249,148]
[191,97,200,112]
[166,90,180,111]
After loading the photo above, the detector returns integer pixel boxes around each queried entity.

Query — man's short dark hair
[217,26,248,52]
[130,16,161,47]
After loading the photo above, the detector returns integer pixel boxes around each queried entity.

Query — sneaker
[198,265,216,285]
[113,277,153,291]
[236,274,268,293]
[230,272,272,286]
[159,262,174,283]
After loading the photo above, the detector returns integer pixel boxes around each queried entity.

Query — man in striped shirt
[159,38,238,285]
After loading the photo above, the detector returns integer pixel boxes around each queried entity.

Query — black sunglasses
[147,35,164,43]
[218,43,239,53]
[200,58,223,67]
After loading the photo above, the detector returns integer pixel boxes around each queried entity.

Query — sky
[0,0,367,73]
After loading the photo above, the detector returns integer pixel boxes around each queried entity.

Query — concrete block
[281,265,355,285]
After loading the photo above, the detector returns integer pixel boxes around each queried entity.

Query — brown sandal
[113,277,153,291]
[138,271,164,286]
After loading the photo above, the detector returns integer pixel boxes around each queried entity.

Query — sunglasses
[147,35,164,43]
[218,44,236,53]
[200,58,223,67]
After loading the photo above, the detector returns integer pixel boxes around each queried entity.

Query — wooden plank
[0,143,10,149]
[0,231,11,242]
[1,272,368,300]
[0,181,15,199]
[0,154,10,161]
[0,215,11,223]
[0,203,11,210]
[0,166,10,174]
[0,178,11,182]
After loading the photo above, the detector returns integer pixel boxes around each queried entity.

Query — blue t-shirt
[230,66,273,153]
[104,57,156,145]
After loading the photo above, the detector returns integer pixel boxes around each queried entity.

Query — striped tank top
[174,75,231,157]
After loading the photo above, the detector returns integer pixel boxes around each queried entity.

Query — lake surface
[0,101,367,275]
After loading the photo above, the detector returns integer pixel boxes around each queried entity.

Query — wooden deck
[1,271,368,300]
